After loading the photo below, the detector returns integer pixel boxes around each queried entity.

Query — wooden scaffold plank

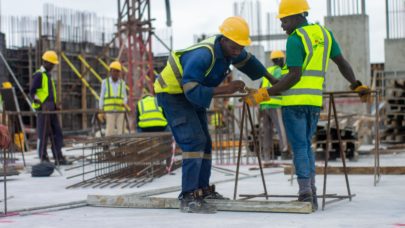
[87,195,312,214]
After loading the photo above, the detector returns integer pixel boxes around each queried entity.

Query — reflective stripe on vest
[103,79,125,111]
[153,36,217,94]
[32,70,57,109]
[138,96,168,128]
[260,65,284,106]
[282,24,332,107]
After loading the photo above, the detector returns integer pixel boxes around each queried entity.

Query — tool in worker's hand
[243,87,270,106]
[350,80,371,103]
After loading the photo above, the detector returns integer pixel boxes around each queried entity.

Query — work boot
[297,179,314,211]
[311,176,318,211]
[179,189,217,214]
[202,185,230,200]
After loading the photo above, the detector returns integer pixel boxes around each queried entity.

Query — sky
[0,0,387,63]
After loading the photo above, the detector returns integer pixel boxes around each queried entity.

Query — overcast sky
[1,0,386,63]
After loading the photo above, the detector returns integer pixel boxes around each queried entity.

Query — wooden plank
[87,195,312,214]
[284,166,405,175]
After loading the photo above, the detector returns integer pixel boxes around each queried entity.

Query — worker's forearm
[337,60,356,85]
[267,67,301,95]
[213,86,231,95]
[264,72,279,85]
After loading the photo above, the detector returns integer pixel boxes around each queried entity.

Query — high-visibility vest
[137,96,168,128]
[153,36,217,94]
[31,70,57,109]
[282,24,332,107]
[103,78,125,111]
[260,65,289,106]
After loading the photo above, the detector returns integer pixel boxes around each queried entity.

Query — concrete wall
[324,15,370,113]
[384,38,405,71]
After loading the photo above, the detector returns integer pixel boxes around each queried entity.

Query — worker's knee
[171,116,207,151]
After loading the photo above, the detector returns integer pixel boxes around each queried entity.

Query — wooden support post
[56,20,63,127]
[81,52,88,130]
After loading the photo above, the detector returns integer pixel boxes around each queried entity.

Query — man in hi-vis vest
[154,16,278,214]
[30,51,69,165]
[136,94,167,132]
[245,0,371,211]
[98,61,127,136]
[259,50,288,161]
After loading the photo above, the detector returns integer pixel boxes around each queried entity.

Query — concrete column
[324,15,370,113]
[384,38,405,71]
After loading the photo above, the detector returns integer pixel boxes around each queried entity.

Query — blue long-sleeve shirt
[30,66,55,104]
[180,35,268,108]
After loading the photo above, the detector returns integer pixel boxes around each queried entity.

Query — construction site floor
[1,148,405,227]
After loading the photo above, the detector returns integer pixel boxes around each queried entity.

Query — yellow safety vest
[260,65,289,106]
[137,96,168,128]
[282,24,332,107]
[32,70,57,110]
[103,78,125,111]
[153,36,217,94]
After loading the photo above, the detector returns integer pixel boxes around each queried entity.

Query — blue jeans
[282,106,320,180]
[157,93,212,195]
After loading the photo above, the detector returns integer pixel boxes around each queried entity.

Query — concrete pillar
[384,38,405,71]
[324,15,370,113]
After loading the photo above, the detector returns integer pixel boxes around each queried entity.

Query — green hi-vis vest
[137,96,168,128]
[32,70,57,109]
[153,36,217,94]
[282,24,332,107]
[260,65,289,106]
[103,79,125,111]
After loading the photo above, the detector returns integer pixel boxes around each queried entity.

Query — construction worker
[30,50,70,165]
[154,16,278,214]
[259,50,288,161]
[136,94,168,132]
[245,0,370,211]
[98,61,127,136]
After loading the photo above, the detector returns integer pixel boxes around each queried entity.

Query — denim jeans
[157,93,212,195]
[282,106,320,180]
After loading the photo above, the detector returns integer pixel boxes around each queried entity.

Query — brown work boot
[202,185,230,200]
[179,189,217,214]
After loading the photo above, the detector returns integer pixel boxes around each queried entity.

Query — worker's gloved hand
[350,80,371,103]
[0,125,11,149]
[97,112,105,123]
[244,88,270,106]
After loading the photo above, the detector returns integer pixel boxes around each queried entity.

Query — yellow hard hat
[109,61,122,71]
[219,16,251,46]
[277,0,310,19]
[42,51,59,65]
[2,82,12,89]
[270,50,285,60]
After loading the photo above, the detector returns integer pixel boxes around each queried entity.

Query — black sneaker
[203,185,230,200]
[179,189,217,214]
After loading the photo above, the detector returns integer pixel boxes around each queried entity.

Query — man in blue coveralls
[154,16,278,213]
[245,0,371,211]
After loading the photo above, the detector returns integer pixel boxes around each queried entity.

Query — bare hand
[227,80,246,94]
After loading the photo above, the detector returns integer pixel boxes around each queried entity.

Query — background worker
[259,50,288,161]
[98,61,127,136]
[136,94,168,133]
[154,16,278,214]
[30,50,69,165]
[245,0,370,211]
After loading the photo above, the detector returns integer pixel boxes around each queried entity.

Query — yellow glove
[244,88,270,106]
[350,81,371,103]
[97,113,105,123]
